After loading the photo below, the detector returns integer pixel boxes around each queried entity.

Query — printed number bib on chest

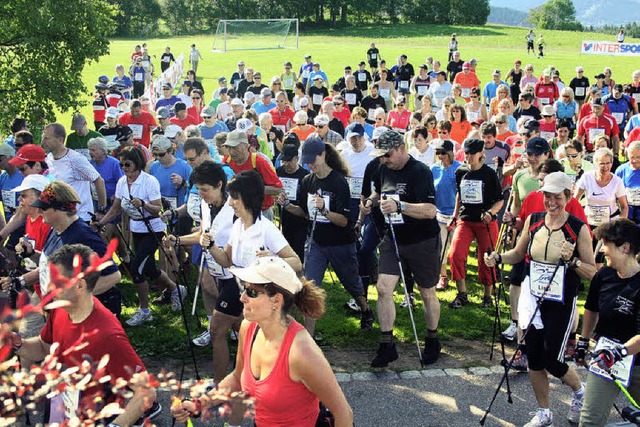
[588,205,611,226]
[1,190,18,210]
[346,177,363,200]
[129,124,144,139]
[399,81,409,90]
[588,336,636,387]
[529,260,566,302]
[612,112,624,124]
[379,88,390,99]
[588,128,605,143]
[461,88,470,98]
[460,179,483,204]
[627,188,640,206]
[345,93,357,105]
[187,193,201,222]
[280,178,298,200]
[164,196,178,210]
[307,193,331,224]
[575,87,585,97]
[312,94,323,105]
[368,109,377,121]
[384,194,404,225]
[358,73,366,82]
[540,131,555,141]
[417,85,428,96]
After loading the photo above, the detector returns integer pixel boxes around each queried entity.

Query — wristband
[141,199,146,208]
[283,200,291,207]
[509,216,517,226]
[175,236,181,247]
[356,220,363,225]
[497,254,502,264]
[321,207,330,216]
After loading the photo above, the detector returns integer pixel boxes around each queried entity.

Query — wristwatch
[399,201,406,213]
[569,258,582,269]
[621,346,629,357]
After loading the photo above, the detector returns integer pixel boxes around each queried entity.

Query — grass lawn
[70,23,607,371]
[63,23,639,126]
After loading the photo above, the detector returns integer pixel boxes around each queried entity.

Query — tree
[528,0,583,31]
[0,0,115,131]
[110,0,163,37]
[450,0,490,25]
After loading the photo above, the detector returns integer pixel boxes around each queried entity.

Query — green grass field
[64,23,639,127]
[71,23,605,371]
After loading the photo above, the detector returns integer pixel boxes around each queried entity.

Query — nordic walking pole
[383,195,424,367]
[192,232,208,316]
[303,190,321,276]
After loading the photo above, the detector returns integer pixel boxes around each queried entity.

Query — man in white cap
[308,114,342,147]
[224,98,246,131]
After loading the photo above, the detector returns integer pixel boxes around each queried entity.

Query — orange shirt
[489,97,514,117]
[290,125,316,142]
[450,120,473,143]
[453,72,480,101]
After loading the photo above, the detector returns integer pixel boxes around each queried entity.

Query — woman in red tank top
[171,256,353,426]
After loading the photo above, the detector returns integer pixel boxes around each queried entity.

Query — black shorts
[215,277,243,317]
[378,235,440,289]
[96,286,122,318]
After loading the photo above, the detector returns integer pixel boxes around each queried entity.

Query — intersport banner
[581,40,640,56]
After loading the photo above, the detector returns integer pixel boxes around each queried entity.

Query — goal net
[212,19,298,52]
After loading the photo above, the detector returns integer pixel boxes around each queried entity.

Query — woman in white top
[574,147,629,266]
[465,87,488,122]
[98,146,182,327]
[375,69,397,112]
[408,126,434,166]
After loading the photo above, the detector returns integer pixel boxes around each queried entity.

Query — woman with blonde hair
[489,84,513,117]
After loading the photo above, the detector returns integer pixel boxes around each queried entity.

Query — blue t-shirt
[615,162,640,222]
[299,63,314,85]
[483,80,506,103]
[252,101,277,115]
[155,96,181,116]
[112,75,133,99]
[91,155,124,202]
[199,121,229,141]
[554,100,577,120]
[149,158,192,209]
[0,169,24,220]
[3,136,15,149]
[431,160,461,216]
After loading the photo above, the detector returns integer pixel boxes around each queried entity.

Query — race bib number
[540,131,555,141]
[284,77,294,88]
[129,124,144,140]
[460,179,483,204]
[379,88,390,100]
[346,177,363,199]
[627,187,640,206]
[633,93,640,103]
[588,336,636,387]
[307,193,331,224]
[345,93,357,105]
[164,196,178,210]
[370,53,377,60]
[612,112,624,124]
[467,110,479,121]
[312,94,323,105]
[358,73,366,82]
[399,80,409,90]
[280,177,298,200]
[135,72,144,81]
[204,251,224,277]
[529,260,566,302]
[588,128,605,143]
[575,87,585,97]
[104,134,119,150]
[187,193,201,222]
[302,70,310,79]
[2,190,18,210]
[384,194,404,225]
[368,109,377,121]
[539,97,550,105]
[436,212,453,225]
[588,205,611,226]
[461,88,471,98]
[417,85,428,96]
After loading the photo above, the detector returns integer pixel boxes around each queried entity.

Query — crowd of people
[1,39,640,427]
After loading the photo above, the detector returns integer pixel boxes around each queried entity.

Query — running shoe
[132,401,162,427]
[171,285,187,311]
[345,298,361,312]
[502,350,528,372]
[435,276,448,291]
[126,309,153,326]
[360,309,374,330]
[152,289,171,305]
[193,330,211,347]
[371,342,398,368]
[481,296,494,308]
[400,294,415,308]
[566,383,585,424]
[502,321,518,342]
[422,337,442,365]
[524,410,553,427]
[448,293,469,309]
[230,329,239,341]
[564,339,577,361]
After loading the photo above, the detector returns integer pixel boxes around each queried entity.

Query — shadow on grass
[303,23,508,38]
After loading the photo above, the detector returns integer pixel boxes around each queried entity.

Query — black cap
[526,137,551,155]
[592,97,603,106]
[283,132,300,148]
[280,144,299,161]
[116,125,133,142]
[433,139,454,152]
[173,102,187,112]
[594,73,605,79]
[463,138,484,154]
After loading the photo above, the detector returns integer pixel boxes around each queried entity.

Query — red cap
[10,144,47,166]
[462,62,471,69]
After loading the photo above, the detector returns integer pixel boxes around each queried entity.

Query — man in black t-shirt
[367,43,380,73]
[160,47,176,73]
[361,85,387,124]
[513,92,542,122]
[447,51,464,83]
[354,62,372,95]
[363,130,442,368]
[396,55,415,95]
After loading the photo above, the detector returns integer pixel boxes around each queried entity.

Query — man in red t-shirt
[269,91,295,132]
[577,97,620,153]
[170,102,199,129]
[223,130,283,214]
[9,244,157,425]
[118,100,157,148]
[534,70,559,107]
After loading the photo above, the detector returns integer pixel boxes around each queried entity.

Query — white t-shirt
[340,143,374,178]
[228,216,289,268]
[201,198,235,279]
[576,171,626,226]
[47,149,100,221]
[177,93,194,108]
[115,172,165,233]
[409,146,435,166]
[217,103,233,120]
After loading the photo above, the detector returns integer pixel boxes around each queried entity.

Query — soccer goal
[212,19,298,52]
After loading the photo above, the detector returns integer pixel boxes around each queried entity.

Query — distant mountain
[488,7,531,27]
[489,0,640,27]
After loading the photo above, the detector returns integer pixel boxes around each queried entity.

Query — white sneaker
[126,309,153,326]
[502,321,518,341]
[230,330,239,341]
[346,298,361,312]
[193,330,211,347]
[524,410,554,427]
[567,384,585,423]
[400,294,415,308]
[171,285,187,311]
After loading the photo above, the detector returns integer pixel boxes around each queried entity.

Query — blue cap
[98,75,109,84]
[346,123,365,140]
[300,138,325,164]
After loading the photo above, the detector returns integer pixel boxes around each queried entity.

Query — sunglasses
[436,151,446,156]
[494,121,505,124]
[397,103,405,107]
[202,116,212,119]
[120,161,134,168]
[438,131,448,134]
[316,125,326,128]
[243,285,265,298]
[191,97,201,100]
[153,152,167,158]
[334,103,343,106]
[163,88,171,91]
[566,153,580,159]
[273,82,282,85]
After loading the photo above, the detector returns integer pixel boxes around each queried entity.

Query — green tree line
[109,0,490,36]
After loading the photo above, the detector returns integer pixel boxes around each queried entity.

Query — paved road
[137,365,630,427]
